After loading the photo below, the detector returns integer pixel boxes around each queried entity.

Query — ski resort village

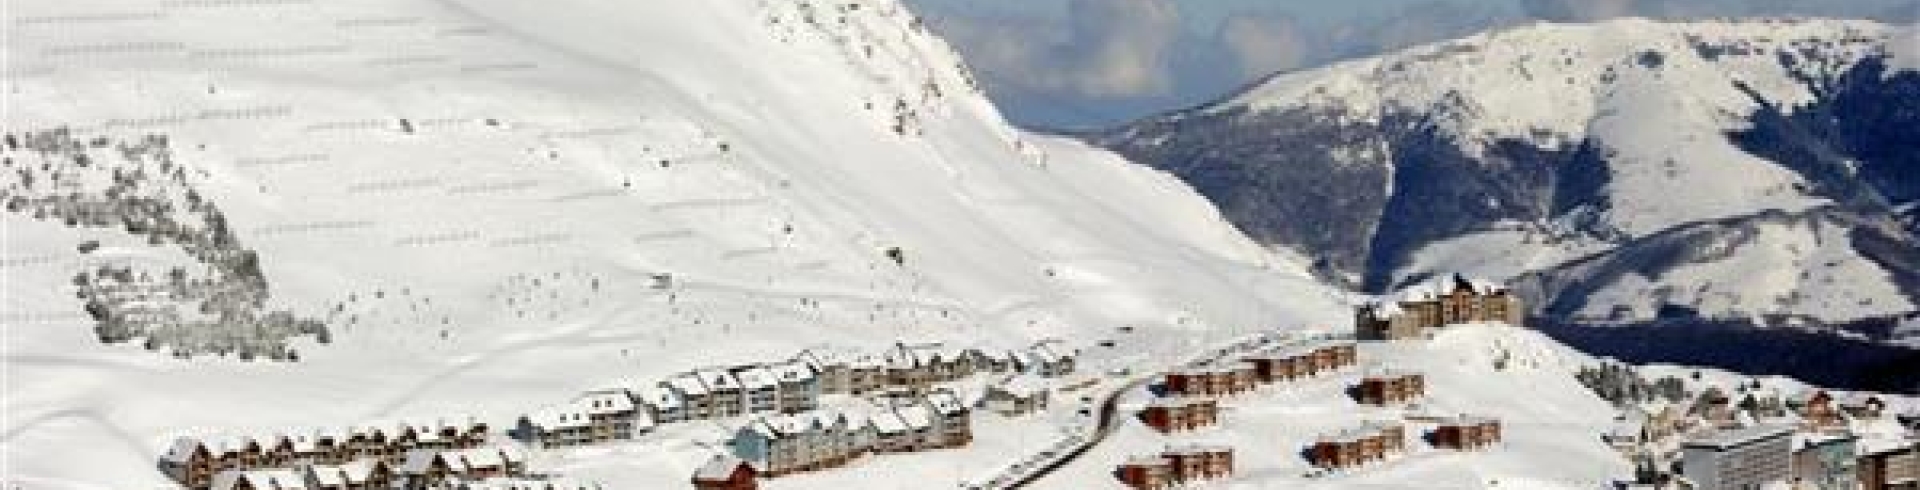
[135,275,1920,489]
[5,0,1920,489]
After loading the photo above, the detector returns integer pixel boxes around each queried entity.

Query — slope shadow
[1534,317,1920,394]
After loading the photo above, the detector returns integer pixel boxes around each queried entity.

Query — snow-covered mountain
[1096,19,1920,344]
[1,0,1354,486]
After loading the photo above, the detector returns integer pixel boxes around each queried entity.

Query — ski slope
[1,0,1344,487]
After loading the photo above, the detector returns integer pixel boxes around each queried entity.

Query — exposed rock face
[1096,20,1920,338]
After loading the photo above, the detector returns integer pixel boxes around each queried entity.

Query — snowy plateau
[0,1,1915,489]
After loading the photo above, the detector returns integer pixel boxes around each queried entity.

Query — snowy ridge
[1101,17,1920,329]
[1221,18,1891,236]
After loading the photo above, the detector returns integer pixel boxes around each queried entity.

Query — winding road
[1001,331,1291,489]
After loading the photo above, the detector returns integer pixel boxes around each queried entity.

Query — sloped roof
[732,366,778,390]
[576,389,636,415]
[211,469,307,490]
[697,368,741,391]
[772,361,816,383]
[693,454,751,481]
[162,436,206,463]
[522,404,591,431]
[663,373,710,396]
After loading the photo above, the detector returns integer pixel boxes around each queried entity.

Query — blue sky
[905,0,1917,129]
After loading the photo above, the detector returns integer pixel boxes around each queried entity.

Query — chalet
[302,459,392,490]
[344,424,394,461]
[576,389,646,441]
[886,342,978,384]
[869,408,922,453]
[977,349,1019,373]
[733,366,782,415]
[883,345,936,392]
[663,373,718,420]
[396,449,466,489]
[1308,423,1405,469]
[1161,369,1203,397]
[698,368,748,418]
[209,469,307,490]
[1017,340,1076,377]
[1116,455,1174,490]
[1355,370,1426,406]
[162,436,219,489]
[516,405,593,448]
[450,447,521,480]
[311,428,349,465]
[267,428,354,466]
[730,409,872,476]
[635,385,688,424]
[922,388,973,447]
[1680,425,1794,490]
[1859,439,1919,490]
[691,454,759,490]
[1246,350,1311,382]
[1357,274,1523,341]
[793,347,853,395]
[1799,391,1846,430]
[1230,361,1261,391]
[771,361,821,414]
[1139,398,1219,433]
[213,436,267,472]
[1692,387,1737,425]
[1430,416,1502,450]
[847,356,886,395]
[1164,445,1233,482]
[1792,433,1857,490]
[980,376,1049,416]
[1305,342,1357,372]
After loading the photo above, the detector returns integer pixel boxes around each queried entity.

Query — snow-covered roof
[398,449,464,475]
[208,435,258,454]
[732,366,778,390]
[995,375,1049,397]
[635,385,683,410]
[523,405,591,431]
[162,436,206,463]
[1123,455,1168,467]
[663,373,710,396]
[304,464,348,487]
[211,469,307,490]
[697,368,741,391]
[1683,425,1794,450]
[279,429,320,453]
[575,389,636,415]
[694,454,750,481]
[772,361,816,383]
[458,446,507,469]
[849,354,886,369]
[893,405,934,430]
[925,389,967,416]
[338,459,382,483]
[870,411,910,434]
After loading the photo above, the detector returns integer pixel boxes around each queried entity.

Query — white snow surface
[1040,325,1629,489]
[0,0,1347,487]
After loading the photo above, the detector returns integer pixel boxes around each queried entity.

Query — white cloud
[927,0,1183,100]
[1217,13,1311,79]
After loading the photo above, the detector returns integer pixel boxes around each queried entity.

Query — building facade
[1680,426,1794,490]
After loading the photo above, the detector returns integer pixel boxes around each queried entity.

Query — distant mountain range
[1094,19,1920,348]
